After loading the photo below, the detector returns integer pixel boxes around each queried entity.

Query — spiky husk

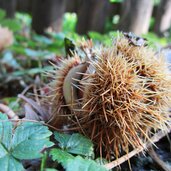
[71,37,171,159]
[47,55,81,128]
[47,36,171,159]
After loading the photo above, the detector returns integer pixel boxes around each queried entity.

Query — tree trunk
[76,0,110,34]
[75,0,90,34]
[0,0,16,18]
[108,2,121,19]
[154,0,171,37]
[118,0,153,35]
[17,0,33,14]
[32,0,66,35]
[66,0,80,13]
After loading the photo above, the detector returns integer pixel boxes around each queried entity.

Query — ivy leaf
[50,149,107,171]
[54,132,94,157]
[0,113,54,171]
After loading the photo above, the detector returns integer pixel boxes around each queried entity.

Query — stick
[0,103,18,119]
[148,146,170,171]
[104,128,171,170]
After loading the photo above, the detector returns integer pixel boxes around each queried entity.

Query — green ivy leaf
[0,113,54,171]
[54,132,94,157]
[50,149,107,171]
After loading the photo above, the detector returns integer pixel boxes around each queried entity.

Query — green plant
[50,132,107,171]
[0,113,54,171]
[0,9,21,32]
[54,132,94,157]
[51,149,107,171]
[62,13,77,33]
[109,0,123,3]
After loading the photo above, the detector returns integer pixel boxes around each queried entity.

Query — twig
[0,103,18,119]
[0,117,90,132]
[33,85,40,105]
[10,84,33,110]
[104,128,171,170]
[7,118,63,132]
[148,146,170,171]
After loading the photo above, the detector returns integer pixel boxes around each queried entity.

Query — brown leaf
[18,94,49,122]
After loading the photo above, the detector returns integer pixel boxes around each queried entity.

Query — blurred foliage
[109,0,161,5]
[62,13,77,33]
[153,0,161,5]
[109,0,123,3]
[0,9,21,32]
